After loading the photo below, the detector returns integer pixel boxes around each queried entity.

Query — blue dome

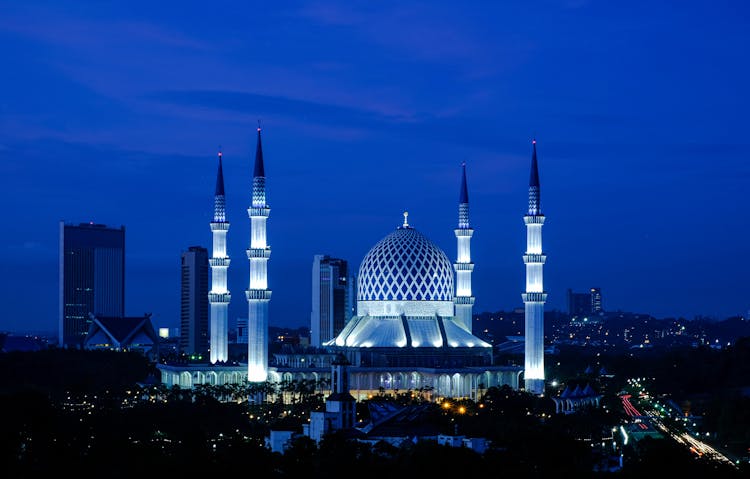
[358,226,454,302]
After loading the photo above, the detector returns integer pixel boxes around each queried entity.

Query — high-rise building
[590,287,603,313]
[246,126,271,382]
[59,221,125,348]
[566,288,603,317]
[567,289,591,317]
[180,246,209,357]
[236,318,248,344]
[209,151,231,364]
[523,139,547,395]
[310,255,355,347]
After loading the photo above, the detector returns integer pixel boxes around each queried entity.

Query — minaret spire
[522,138,547,395]
[209,149,230,364]
[454,162,475,333]
[253,126,265,178]
[246,125,272,382]
[459,161,469,205]
[528,139,541,215]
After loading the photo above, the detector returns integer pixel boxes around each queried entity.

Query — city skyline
[1,1,749,333]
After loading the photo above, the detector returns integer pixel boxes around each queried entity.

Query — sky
[1,0,748,334]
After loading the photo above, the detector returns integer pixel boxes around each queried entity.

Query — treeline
[0,348,153,399]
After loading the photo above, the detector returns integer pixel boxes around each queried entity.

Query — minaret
[453,162,475,333]
[522,139,547,395]
[209,150,230,364]
[246,127,271,382]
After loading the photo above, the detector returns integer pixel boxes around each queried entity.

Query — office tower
[209,151,231,364]
[522,139,547,395]
[310,255,355,347]
[236,318,248,344]
[59,221,125,348]
[246,127,271,382]
[567,289,591,317]
[180,246,209,357]
[453,162,475,333]
[590,287,602,313]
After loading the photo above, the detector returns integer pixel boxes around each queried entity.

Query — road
[622,378,738,469]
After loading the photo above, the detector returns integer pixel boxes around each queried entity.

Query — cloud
[296,2,488,66]
[0,9,208,52]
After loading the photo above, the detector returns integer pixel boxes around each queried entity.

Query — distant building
[551,383,602,414]
[236,318,248,344]
[303,354,358,443]
[567,289,590,317]
[567,287,604,317]
[84,313,159,360]
[310,255,355,347]
[180,246,209,357]
[591,287,603,313]
[59,221,125,348]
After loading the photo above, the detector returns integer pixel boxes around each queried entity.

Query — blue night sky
[1,1,748,333]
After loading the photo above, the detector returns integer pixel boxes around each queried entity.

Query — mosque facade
[157,133,547,400]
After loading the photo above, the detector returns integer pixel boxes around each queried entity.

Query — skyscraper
[246,126,271,382]
[310,255,355,347]
[209,151,231,364]
[590,287,603,313]
[59,221,125,348]
[522,139,547,395]
[180,246,209,357]
[566,287,603,317]
[567,288,591,317]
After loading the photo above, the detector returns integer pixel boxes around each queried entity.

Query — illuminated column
[209,151,230,364]
[523,139,547,395]
[246,127,271,382]
[453,162,474,333]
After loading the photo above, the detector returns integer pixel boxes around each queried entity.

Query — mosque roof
[329,314,490,349]
[329,219,489,349]
[357,225,453,303]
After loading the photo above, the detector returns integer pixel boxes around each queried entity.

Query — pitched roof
[85,314,157,347]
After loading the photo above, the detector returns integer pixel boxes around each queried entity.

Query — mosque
[157,129,547,400]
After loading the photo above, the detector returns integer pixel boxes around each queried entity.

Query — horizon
[1,1,748,334]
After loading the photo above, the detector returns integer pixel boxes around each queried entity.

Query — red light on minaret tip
[218,151,222,157]
[532,139,536,144]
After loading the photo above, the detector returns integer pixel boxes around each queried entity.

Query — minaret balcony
[523,215,546,225]
[209,292,231,303]
[454,228,474,237]
[246,248,271,259]
[454,296,475,305]
[522,254,547,264]
[246,289,272,301]
[453,263,475,271]
[248,207,270,217]
[210,222,230,231]
[209,257,231,267]
[522,292,548,303]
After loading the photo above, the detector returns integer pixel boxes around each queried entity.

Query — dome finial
[403,211,409,228]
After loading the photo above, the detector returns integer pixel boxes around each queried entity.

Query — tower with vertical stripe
[209,151,230,364]
[522,139,547,395]
[246,127,271,382]
[453,163,474,333]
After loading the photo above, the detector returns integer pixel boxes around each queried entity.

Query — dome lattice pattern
[358,227,454,302]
